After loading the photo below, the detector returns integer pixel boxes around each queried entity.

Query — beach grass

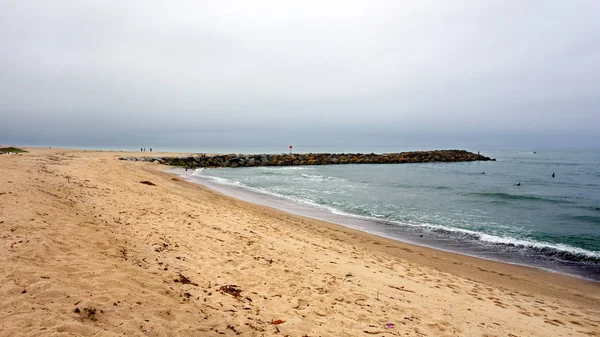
[0,147,28,154]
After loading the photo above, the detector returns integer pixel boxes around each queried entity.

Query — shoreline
[2,147,599,336]
[176,167,600,282]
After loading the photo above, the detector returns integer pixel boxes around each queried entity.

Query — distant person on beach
[150,148,152,152]
[141,147,143,152]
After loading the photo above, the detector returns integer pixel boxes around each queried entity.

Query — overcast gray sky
[1,0,599,150]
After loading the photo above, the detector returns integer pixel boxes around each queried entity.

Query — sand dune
[1,148,598,336]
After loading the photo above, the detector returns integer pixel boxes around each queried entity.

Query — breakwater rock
[120,150,495,168]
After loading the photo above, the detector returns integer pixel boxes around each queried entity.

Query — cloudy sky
[1,0,599,150]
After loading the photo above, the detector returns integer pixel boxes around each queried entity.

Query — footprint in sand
[544,318,565,326]
[293,299,310,310]
[493,300,507,309]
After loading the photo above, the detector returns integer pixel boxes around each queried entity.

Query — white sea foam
[394,221,600,260]
[300,173,347,182]
[261,166,308,171]
[476,233,600,259]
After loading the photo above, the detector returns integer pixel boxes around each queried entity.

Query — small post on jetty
[289,145,293,165]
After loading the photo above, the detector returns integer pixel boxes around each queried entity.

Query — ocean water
[177,149,600,280]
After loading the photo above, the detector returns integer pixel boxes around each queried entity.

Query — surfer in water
[552,172,555,178]
[517,183,521,186]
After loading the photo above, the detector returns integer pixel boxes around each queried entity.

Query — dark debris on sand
[174,273,199,286]
[219,285,243,299]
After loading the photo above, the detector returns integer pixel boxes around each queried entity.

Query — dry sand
[1,147,599,337]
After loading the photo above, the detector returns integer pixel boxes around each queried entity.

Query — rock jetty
[120,150,495,168]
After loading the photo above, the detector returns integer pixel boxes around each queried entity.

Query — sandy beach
[1,148,599,337]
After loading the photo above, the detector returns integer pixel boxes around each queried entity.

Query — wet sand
[1,147,599,336]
